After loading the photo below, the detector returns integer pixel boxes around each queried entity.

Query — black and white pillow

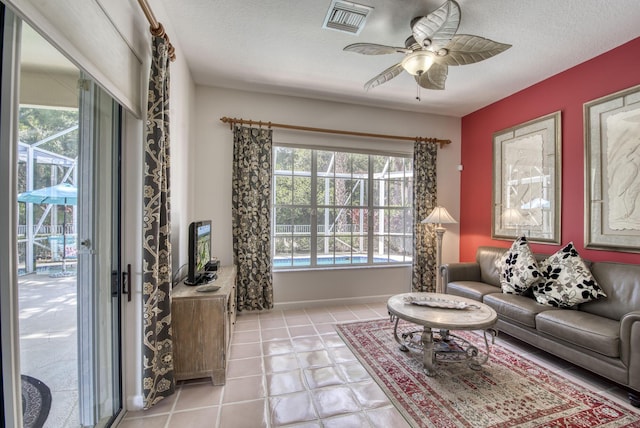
[498,236,541,295]
[532,242,606,308]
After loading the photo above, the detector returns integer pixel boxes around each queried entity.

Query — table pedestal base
[391,315,497,376]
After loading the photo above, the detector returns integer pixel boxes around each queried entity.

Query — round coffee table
[387,292,498,376]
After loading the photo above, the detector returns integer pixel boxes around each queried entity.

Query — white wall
[194,86,461,307]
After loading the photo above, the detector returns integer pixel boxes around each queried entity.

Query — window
[273,145,413,269]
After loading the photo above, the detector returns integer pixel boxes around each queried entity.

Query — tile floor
[119,301,639,428]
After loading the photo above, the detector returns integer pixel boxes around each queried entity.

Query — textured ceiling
[167,1,638,116]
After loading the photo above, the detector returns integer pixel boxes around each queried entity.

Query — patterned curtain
[142,33,174,409]
[232,126,274,311]
[412,141,438,292]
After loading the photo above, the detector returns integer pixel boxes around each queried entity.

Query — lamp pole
[434,224,445,293]
[421,206,457,294]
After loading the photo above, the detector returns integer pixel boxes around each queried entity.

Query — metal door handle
[122,263,131,302]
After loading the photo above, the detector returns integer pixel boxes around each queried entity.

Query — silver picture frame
[492,112,562,244]
[584,84,640,252]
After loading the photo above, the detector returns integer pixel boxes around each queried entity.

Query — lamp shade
[421,206,457,226]
[401,51,434,76]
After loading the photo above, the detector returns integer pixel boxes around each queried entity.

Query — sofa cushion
[536,310,620,358]
[497,236,541,295]
[476,246,508,287]
[446,281,497,301]
[532,243,606,308]
[483,293,556,328]
[580,262,640,321]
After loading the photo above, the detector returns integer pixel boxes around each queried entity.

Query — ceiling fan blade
[344,43,410,55]
[415,63,448,90]
[439,34,511,66]
[364,63,405,91]
[412,0,461,49]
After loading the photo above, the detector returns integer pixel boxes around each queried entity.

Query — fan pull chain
[416,71,422,102]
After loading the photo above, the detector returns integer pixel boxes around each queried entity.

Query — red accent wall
[460,37,640,263]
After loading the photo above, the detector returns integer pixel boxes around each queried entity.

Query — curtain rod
[220,117,451,147]
[137,0,176,62]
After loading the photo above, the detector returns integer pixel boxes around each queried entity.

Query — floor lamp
[421,206,457,294]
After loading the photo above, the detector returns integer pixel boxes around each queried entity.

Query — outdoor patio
[19,272,79,427]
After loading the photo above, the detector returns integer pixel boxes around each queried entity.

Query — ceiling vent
[322,1,373,35]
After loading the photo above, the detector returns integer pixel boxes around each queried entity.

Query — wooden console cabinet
[172,265,236,384]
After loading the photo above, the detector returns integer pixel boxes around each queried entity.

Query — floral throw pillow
[532,242,606,308]
[498,236,541,295]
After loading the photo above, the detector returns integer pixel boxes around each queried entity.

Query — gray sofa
[441,246,640,407]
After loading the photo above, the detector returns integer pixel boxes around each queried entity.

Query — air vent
[322,1,373,35]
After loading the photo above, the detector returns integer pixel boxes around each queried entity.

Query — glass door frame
[1,7,124,426]
[0,6,23,427]
[77,77,123,427]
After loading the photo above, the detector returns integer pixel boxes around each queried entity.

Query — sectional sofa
[441,245,640,407]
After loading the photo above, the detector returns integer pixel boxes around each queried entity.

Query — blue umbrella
[17,182,77,205]
[18,183,77,271]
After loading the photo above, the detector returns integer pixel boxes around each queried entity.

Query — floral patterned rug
[335,319,640,427]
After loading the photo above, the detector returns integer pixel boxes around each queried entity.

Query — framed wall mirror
[492,112,561,244]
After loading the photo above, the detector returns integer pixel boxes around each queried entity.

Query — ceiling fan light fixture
[401,51,434,75]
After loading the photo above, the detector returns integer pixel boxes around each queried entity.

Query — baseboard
[273,294,392,311]
[126,394,145,411]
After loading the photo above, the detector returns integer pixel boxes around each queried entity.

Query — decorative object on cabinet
[492,111,561,244]
[584,83,640,252]
[171,265,237,385]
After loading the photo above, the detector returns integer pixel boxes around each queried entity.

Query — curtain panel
[232,126,274,311]
[412,141,438,292]
[142,35,174,409]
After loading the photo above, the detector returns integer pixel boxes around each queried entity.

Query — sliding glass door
[1,7,123,427]
[77,77,122,427]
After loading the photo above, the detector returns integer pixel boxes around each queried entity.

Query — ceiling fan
[344,0,511,92]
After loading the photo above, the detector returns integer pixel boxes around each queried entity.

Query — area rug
[335,319,640,427]
[22,375,51,428]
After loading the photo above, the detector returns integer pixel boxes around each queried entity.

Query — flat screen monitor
[186,220,211,285]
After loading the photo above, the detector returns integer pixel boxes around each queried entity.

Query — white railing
[17,224,75,236]
[275,225,366,234]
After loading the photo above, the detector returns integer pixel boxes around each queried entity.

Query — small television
[186,220,212,285]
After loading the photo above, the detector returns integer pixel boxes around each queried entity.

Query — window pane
[274,147,293,172]
[317,176,334,206]
[274,176,292,205]
[293,236,311,258]
[317,235,334,258]
[274,206,293,235]
[405,177,414,207]
[388,179,404,206]
[350,179,367,206]
[352,153,368,176]
[405,208,414,233]
[388,209,405,234]
[317,150,334,174]
[293,207,312,235]
[317,208,336,237]
[274,236,293,265]
[334,152,351,175]
[373,235,389,262]
[372,179,386,206]
[293,148,311,171]
[273,146,411,269]
[372,155,388,175]
[335,178,353,206]
[292,176,311,205]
